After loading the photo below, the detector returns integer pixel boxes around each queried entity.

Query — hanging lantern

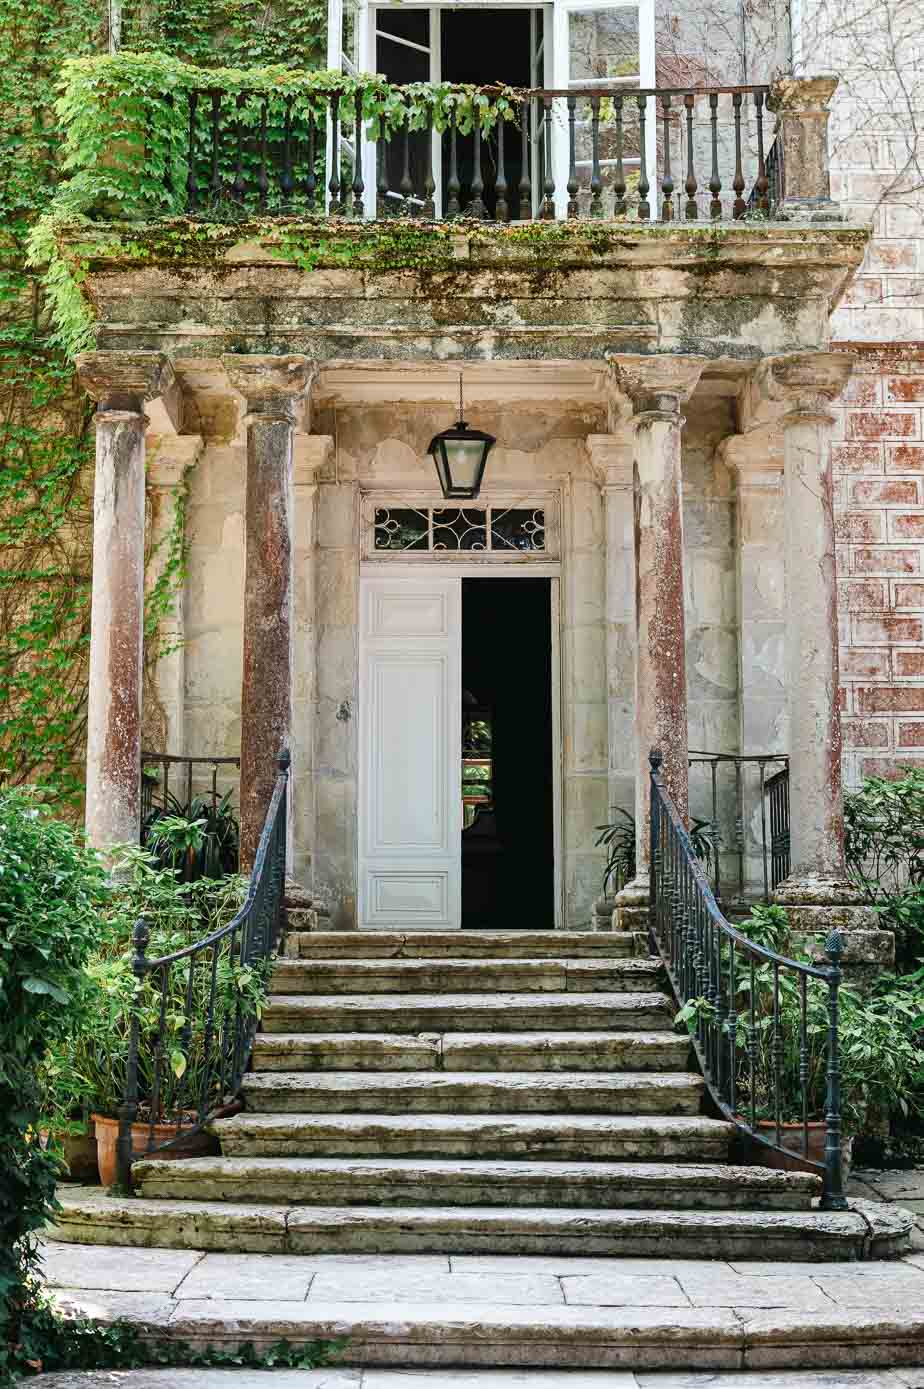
[428,375,496,500]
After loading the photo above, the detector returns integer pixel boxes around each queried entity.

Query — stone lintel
[146,434,204,489]
[222,354,315,416]
[293,434,334,488]
[755,351,856,423]
[768,75,839,114]
[77,350,181,428]
[607,353,708,413]
[586,434,633,490]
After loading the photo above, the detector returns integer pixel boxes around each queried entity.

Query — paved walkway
[24,1366,924,1385]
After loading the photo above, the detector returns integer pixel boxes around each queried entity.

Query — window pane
[491,508,546,552]
[568,7,640,83]
[432,509,487,552]
[373,508,428,551]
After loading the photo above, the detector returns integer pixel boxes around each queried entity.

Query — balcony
[55,58,838,229]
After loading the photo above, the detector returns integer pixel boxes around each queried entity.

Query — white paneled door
[358,576,462,929]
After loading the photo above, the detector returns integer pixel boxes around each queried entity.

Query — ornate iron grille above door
[362,498,559,560]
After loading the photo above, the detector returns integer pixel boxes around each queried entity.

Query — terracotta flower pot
[92,1112,219,1188]
[746,1118,853,1181]
[40,1125,99,1184]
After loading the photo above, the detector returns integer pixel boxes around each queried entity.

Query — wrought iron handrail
[649,750,846,1209]
[115,751,290,1189]
[176,80,773,223]
[765,765,791,890]
[688,750,788,904]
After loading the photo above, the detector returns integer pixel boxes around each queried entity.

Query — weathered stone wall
[173,384,737,926]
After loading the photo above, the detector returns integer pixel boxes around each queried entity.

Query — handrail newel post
[821,928,848,1210]
[117,916,150,1191]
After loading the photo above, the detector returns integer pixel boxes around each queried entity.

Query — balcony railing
[174,80,774,224]
[689,751,789,907]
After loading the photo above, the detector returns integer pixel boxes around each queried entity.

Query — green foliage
[123,0,328,71]
[9,1285,339,1380]
[678,911,924,1135]
[595,809,719,897]
[40,850,251,1130]
[845,770,924,969]
[0,790,108,1381]
[143,790,240,880]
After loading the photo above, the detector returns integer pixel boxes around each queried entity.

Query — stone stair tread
[285,929,641,958]
[250,1030,691,1072]
[238,1069,704,1115]
[262,991,675,1034]
[270,958,662,995]
[211,1111,736,1161]
[50,1187,911,1260]
[132,1154,820,1211]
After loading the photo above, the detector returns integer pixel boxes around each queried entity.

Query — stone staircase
[52,914,912,1263]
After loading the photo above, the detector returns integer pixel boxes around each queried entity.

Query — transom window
[362,498,559,560]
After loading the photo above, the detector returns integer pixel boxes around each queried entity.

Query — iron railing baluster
[352,91,365,217]
[541,97,555,219]
[567,94,579,219]
[328,92,342,214]
[422,100,436,219]
[613,94,626,216]
[648,751,845,1207]
[732,91,745,218]
[755,90,769,213]
[518,101,531,220]
[709,92,722,219]
[447,116,461,219]
[590,95,602,218]
[470,119,486,219]
[637,94,650,220]
[495,114,509,223]
[660,93,674,221]
[684,92,697,220]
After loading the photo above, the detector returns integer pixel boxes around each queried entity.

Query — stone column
[588,431,635,929]
[768,76,839,215]
[223,355,314,871]
[719,431,787,756]
[609,354,707,922]
[76,351,179,852]
[145,434,203,754]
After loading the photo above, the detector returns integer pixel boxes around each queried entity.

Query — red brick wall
[833,348,924,784]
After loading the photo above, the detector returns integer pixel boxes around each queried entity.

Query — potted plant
[43,848,255,1186]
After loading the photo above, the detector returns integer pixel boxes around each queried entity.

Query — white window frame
[551,0,655,218]
[327,0,654,219]
[360,491,561,562]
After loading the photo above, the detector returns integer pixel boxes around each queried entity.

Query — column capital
[223,354,316,421]
[146,434,204,489]
[586,434,633,490]
[606,353,708,414]
[293,434,334,487]
[757,351,855,424]
[768,75,838,115]
[718,427,784,482]
[76,350,181,428]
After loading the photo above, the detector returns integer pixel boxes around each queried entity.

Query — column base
[773,873,894,990]
[591,896,617,932]
[613,873,650,933]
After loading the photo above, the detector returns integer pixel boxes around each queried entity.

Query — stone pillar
[223,355,314,871]
[145,434,204,755]
[76,351,179,852]
[761,353,855,893]
[719,431,788,756]
[768,76,839,215]
[588,432,635,929]
[610,354,707,922]
[290,434,334,891]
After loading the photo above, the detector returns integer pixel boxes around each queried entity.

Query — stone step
[262,992,675,1035]
[269,958,663,995]
[283,929,643,959]
[239,1070,705,1117]
[250,1030,692,1073]
[50,1187,911,1261]
[211,1112,735,1161]
[132,1155,819,1210]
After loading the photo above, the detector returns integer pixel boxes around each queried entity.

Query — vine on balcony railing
[49,51,774,225]
[115,750,289,1189]
[649,750,847,1209]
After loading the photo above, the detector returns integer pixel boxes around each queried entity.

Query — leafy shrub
[845,771,924,970]
[142,787,240,880]
[0,789,108,1381]
[595,808,719,897]
[40,847,252,1131]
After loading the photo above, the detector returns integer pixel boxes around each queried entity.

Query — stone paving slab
[23,1372,924,1388]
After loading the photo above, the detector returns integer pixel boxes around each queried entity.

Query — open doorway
[461,577,554,929]
[440,8,533,218]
